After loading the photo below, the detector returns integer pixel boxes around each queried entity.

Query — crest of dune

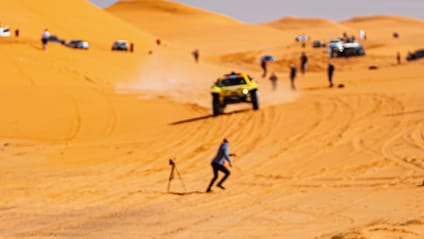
[342,15,424,26]
[264,16,354,42]
[341,15,424,51]
[107,0,293,53]
[266,16,349,31]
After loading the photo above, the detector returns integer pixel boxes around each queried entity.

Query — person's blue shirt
[212,142,231,165]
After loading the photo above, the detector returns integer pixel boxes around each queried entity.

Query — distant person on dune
[397,52,401,64]
[261,58,268,78]
[41,29,50,51]
[206,138,235,193]
[192,49,199,63]
[359,29,366,40]
[289,64,297,91]
[300,52,308,75]
[328,61,335,87]
[269,72,278,91]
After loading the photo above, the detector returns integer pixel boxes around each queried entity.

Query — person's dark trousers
[328,70,334,87]
[207,162,230,191]
[290,77,296,90]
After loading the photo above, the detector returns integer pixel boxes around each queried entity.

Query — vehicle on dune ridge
[66,40,89,49]
[112,40,129,51]
[0,26,11,37]
[407,49,424,61]
[328,39,365,57]
[211,72,259,116]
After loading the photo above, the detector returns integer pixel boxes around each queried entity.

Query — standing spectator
[192,49,199,63]
[360,29,367,40]
[397,52,401,64]
[130,42,134,52]
[328,61,335,88]
[14,28,19,38]
[342,32,349,42]
[269,72,278,91]
[300,52,308,75]
[359,29,365,40]
[41,29,50,51]
[289,64,297,91]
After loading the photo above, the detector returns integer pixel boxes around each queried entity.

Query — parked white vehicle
[342,42,366,56]
[0,26,11,37]
[295,34,308,42]
[328,39,343,52]
[329,40,365,57]
[112,40,129,51]
[66,40,89,49]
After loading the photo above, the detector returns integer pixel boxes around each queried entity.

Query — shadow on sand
[303,84,344,91]
[168,191,206,196]
[128,190,208,196]
[303,86,332,91]
[169,109,251,125]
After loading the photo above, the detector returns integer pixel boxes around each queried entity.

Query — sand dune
[342,15,424,46]
[107,0,293,55]
[342,15,424,28]
[106,0,240,24]
[0,1,423,238]
[266,16,351,31]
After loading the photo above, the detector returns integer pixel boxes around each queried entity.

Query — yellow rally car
[211,72,259,116]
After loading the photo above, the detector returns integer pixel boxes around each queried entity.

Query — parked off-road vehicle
[407,49,424,61]
[210,72,259,116]
[112,40,129,51]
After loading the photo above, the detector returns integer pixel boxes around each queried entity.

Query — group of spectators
[264,51,336,91]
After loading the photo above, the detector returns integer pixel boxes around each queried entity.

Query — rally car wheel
[212,94,221,116]
[251,90,259,110]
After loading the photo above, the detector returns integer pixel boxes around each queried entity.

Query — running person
[206,138,235,192]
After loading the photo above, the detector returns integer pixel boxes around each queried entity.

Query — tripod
[167,158,186,193]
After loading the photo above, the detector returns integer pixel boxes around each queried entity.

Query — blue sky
[90,0,424,23]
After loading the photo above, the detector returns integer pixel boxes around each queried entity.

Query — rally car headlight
[242,89,249,94]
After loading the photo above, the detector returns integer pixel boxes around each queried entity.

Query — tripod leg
[167,164,175,192]
[175,167,187,192]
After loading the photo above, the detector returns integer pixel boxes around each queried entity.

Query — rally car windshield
[220,77,246,86]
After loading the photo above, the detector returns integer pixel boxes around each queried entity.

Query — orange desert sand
[0,0,423,238]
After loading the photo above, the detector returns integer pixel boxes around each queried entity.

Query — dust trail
[116,53,301,109]
[116,54,191,94]
[259,87,300,107]
[115,53,210,106]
